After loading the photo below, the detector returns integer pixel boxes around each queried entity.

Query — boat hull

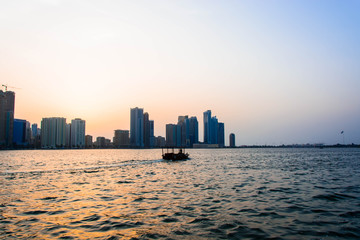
[162,153,189,161]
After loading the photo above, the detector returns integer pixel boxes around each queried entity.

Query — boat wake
[1,159,164,175]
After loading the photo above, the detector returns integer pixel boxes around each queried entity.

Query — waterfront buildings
[203,110,211,144]
[96,136,106,148]
[143,112,154,148]
[230,133,236,147]
[166,124,181,147]
[71,118,86,148]
[130,107,154,148]
[189,117,199,147]
[13,119,27,146]
[85,135,93,148]
[41,117,66,148]
[130,107,144,148]
[113,130,130,148]
[203,110,225,147]
[155,136,166,147]
[218,122,225,147]
[0,90,15,147]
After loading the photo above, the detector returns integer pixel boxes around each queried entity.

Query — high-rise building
[189,117,198,147]
[113,130,130,148]
[178,116,190,147]
[65,123,71,148]
[229,133,236,147]
[96,136,106,148]
[13,119,27,146]
[218,122,225,147]
[130,107,144,148]
[71,118,86,148]
[41,117,66,148]
[203,110,211,144]
[149,120,155,147]
[31,123,41,148]
[166,124,181,147]
[143,112,155,148]
[0,90,15,147]
[143,112,150,148]
[210,116,218,144]
[85,135,93,148]
[203,110,224,147]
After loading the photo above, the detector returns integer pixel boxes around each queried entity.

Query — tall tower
[203,110,211,144]
[178,115,189,147]
[71,118,86,148]
[0,90,15,147]
[218,122,225,147]
[130,107,144,148]
[189,116,198,147]
[41,117,66,148]
[210,116,218,144]
[229,133,236,147]
[143,112,150,148]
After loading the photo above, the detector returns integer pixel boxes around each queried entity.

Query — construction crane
[1,84,21,92]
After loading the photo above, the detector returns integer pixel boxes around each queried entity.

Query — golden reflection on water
[1,149,360,239]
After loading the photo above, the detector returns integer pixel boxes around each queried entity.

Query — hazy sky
[1,0,359,145]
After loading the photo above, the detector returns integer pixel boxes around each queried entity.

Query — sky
[1,0,359,145]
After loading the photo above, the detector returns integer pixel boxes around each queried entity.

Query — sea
[1,148,360,240]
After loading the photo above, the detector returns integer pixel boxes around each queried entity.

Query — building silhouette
[166,124,181,147]
[130,107,144,148]
[143,112,154,148]
[178,116,189,147]
[96,136,106,148]
[113,130,130,148]
[203,110,225,147]
[13,119,27,146]
[155,136,166,147]
[218,122,225,147]
[229,133,236,147]
[41,117,66,148]
[0,90,15,147]
[189,116,199,147]
[71,118,86,148]
[85,135,93,148]
[203,110,211,144]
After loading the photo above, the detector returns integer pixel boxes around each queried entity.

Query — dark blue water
[1,148,360,239]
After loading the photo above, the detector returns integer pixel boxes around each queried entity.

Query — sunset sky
[1,0,359,145]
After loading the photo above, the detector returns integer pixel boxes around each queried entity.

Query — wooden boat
[162,147,189,160]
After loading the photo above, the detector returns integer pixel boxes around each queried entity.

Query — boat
[162,147,189,160]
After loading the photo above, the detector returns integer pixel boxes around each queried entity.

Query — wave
[0,159,164,175]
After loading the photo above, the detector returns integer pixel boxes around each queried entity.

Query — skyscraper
[143,112,150,148]
[210,116,218,144]
[189,116,199,147]
[218,122,225,147]
[203,110,211,144]
[166,124,181,147]
[149,120,155,147]
[0,90,15,147]
[130,107,144,148]
[203,110,224,147]
[13,119,27,146]
[41,117,66,148]
[229,133,236,147]
[71,118,86,148]
[178,115,190,147]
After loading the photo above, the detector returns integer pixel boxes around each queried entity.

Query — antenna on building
[1,84,21,92]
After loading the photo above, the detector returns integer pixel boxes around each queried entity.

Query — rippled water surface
[1,148,360,239]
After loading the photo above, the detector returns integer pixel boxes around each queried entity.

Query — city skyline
[1,1,360,145]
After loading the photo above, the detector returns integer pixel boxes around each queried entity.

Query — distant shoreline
[1,144,359,151]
